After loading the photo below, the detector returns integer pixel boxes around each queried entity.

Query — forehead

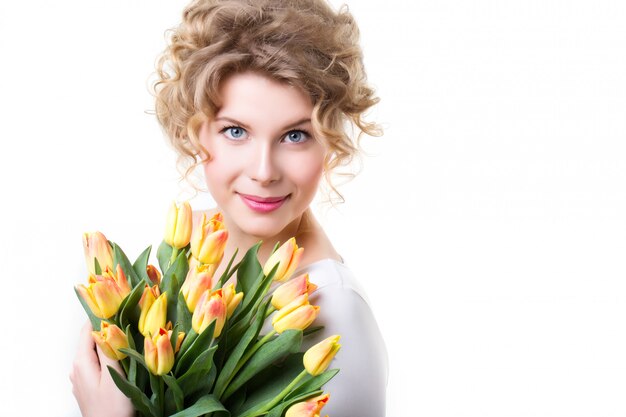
[216,72,314,123]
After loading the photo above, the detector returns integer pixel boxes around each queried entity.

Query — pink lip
[238,193,289,213]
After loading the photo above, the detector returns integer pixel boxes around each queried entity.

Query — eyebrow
[214,116,312,131]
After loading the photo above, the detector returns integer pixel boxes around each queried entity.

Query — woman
[71,0,388,415]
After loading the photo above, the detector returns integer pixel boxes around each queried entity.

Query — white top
[290,258,389,417]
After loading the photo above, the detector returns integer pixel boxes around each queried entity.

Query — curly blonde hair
[151,0,381,205]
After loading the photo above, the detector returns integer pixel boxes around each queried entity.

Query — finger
[96,345,125,381]
[76,321,100,366]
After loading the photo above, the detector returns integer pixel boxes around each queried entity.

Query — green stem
[238,370,308,417]
[264,306,276,319]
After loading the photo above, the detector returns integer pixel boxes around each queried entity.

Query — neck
[220,208,315,268]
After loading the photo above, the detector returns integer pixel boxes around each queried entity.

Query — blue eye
[284,130,309,144]
[223,126,247,140]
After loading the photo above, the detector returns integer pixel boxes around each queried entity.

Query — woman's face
[199,71,326,240]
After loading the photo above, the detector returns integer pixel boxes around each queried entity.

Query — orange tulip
[92,321,129,361]
[271,273,317,309]
[82,231,114,275]
[272,294,319,334]
[285,393,330,417]
[138,285,167,337]
[76,266,131,319]
[190,213,228,265]
[303,335,341,376]
[192,289,227,337]
[222,283,243,318]
[263,237,303,282]
[164,201,193,249]
[181,261,216,313]
[144,327,175,375]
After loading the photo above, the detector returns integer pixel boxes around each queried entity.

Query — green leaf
[235,242,262,294]
[119,347,150,374]
[163,374,184,412]
[124,325,138,385]
[156,240,173,274]
[213,299,270,399]
[176,346,217,393]
[214,248,239,289]
[108,366,159,417]
[161,249,189,322]
[175,329,198,364]
[235,354,303,413]
[176,291,192,335]
[174,320,216,376]
[169,395,228,417]
[285,369,339,401]
[112,242,142,288]
[94,257,102,275]
[227,265,276,341]
[133,245,153,285]
[223,330,303,399]
[116,282,144,330]
[74,287,101,330]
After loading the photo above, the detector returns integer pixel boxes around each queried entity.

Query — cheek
[285,151,325,189]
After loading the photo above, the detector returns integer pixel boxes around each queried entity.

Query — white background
[1,0,625,416]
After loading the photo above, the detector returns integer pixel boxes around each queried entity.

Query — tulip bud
[222,283,243,318]
[285,393,330,417]
[146,264,162,285]
[303,335,341,376]
[192,289,227,337]
[138,285,167,337]
[271,273,317,310]
[82,231,114,275]
[181,262,216,313]
[272,294,319,334]
[92,321,129,361]
[263,237,304,282]
[164,201,193,249]
[102,264,131,295]
[190,213,228,265]
[144,328,175,375]
[76,270,130,319]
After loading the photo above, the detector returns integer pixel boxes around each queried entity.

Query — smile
[238,193,290,213]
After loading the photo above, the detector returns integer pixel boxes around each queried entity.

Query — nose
[247,141,280,185]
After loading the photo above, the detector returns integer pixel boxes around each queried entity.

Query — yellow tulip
[272,294,319,334]
[285,393,330,417]
[138,285,167,337]
[164,201,193,249]
[303,335,341,376]
[82,231,114,275]
[263,237,304,282]
[222,283,243,318]
[190,213,228,265]
[192,289,227,337]
[92,321,129,361]
[144,327,175,375]
[181,261,216,312]
[271,273,317,310]
[76,266,131,319]
[146,264,162,285]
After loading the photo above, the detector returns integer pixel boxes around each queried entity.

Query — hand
[70,321,134,417]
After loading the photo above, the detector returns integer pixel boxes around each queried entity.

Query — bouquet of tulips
[75,201,339,417]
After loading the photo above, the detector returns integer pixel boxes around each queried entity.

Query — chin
[236,217,292,241]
